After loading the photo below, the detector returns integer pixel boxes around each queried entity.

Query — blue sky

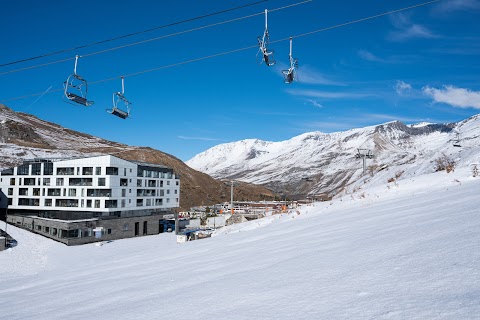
[1,0,479,161]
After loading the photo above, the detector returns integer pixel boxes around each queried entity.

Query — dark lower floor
[7,212,187,246]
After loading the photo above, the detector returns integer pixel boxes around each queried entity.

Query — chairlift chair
[282,37,298,84]
[107,76,131,119]
[257,9,276,66]
[63,55,94,107]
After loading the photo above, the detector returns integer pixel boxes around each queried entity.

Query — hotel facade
[0,155,180,245]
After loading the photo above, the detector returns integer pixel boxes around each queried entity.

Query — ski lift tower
[356,148,374,176]
[228,180,240,214]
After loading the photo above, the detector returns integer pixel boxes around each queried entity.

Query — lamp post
[230,180,234,214]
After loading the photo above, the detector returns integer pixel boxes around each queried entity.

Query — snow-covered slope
[187,115,480,198]
[1,168,479,319]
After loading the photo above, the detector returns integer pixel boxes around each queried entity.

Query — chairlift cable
[1,0,440,103]
[0,0,312,77]
[0,0,269,68]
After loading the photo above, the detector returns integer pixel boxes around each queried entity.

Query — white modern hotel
[0,155,180,245]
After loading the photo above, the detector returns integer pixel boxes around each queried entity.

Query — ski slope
[1,169,480,320]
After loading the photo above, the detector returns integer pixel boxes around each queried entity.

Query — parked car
[6,239,17,248]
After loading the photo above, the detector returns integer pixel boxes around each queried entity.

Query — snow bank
[1,171,480,319]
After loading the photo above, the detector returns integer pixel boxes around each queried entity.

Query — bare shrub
[434,154,456,173]
[473,165,479,178]
[395,170,405,179]
[387,177,395,183]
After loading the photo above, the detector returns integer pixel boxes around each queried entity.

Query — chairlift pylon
[257,9,276,66]
[282,37,298,84]
[453,130,462,147]
[106,76,131,119]
[63,55,94,107]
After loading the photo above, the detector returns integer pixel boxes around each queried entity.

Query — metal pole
[230,180,234,214]
[363,156,366,175]
[174,210,179,235]
[265,9,268,31]
[74,55,79,75]
[4,208,7,248]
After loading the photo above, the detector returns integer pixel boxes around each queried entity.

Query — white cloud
[296,67,345,86]
[388,13,439,41]
[394,80,413,96]
[423,85,480,109]
[358,50,385,63]
[286,89,376,99]
[306,99,323,108]
[434,0,480,12]
[274,63,344,86]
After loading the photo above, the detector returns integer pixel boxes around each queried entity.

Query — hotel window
[98,178,106,186]
[44,199,52,206]
[32,163,41,175]
[17,164,29,175]
[105,200,118,208]
[33,188,40,196]
[19,188,28,196]
[83,167,93,175]
[56,178,64,186]
[106,167,118,175]
[57,167,74,175]
[95,167,101,175]
[43,178,50,186]
[95,200,100,208]
[87,200,92,208]
[43,162,53,175]
[68,189,77,197]
[24,178,35,186]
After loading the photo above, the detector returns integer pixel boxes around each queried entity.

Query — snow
[186,114,480,196]
[1,169,480,320]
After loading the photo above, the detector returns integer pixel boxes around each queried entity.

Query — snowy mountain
[2,167,480,319]
[0,104,275,208]
[187,115,480,198]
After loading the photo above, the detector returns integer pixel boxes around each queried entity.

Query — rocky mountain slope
[0,104,275,209]
[187,114,480,199]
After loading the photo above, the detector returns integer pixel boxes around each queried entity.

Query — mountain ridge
[187,114,480,199]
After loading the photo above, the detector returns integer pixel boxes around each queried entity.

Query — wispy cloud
[273,63,344,86]
[305,99,323,108]
[423,85,480,109]
[388,13,439,42]
[177,136,222,141]
[296,66,345,86]
[286,89,377,99]
[433,0,480,13]
[394,80,413,96]
[358,50,386,63]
